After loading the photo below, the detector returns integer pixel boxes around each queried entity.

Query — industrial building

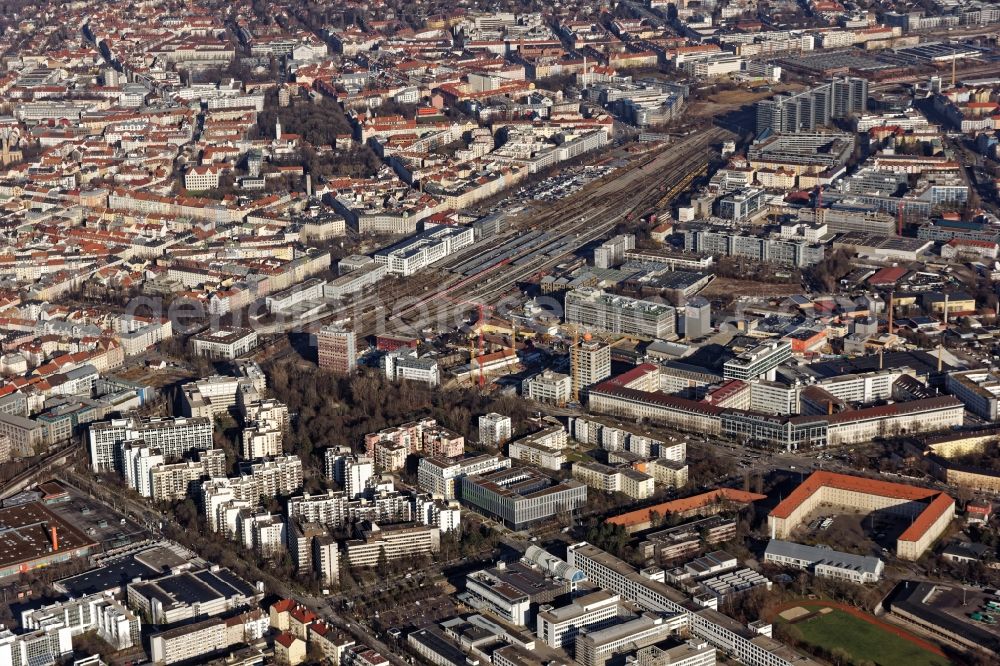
[0,502,99,579]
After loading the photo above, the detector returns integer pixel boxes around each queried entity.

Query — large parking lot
[922,584,1000,638]
[377,592,460,632]
[515,164,616,202]
[790,507,911,557]
[47,489,146,550]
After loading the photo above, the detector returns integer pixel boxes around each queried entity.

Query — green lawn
[784,607,950,666]
[565,449,596,463]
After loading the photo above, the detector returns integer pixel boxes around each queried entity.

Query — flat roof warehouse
[0,502,98,576]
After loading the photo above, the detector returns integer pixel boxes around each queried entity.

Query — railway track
[0,442,80,499]
[449,131,724,272]
[367,129,729,336]
[435,133,716,275]
[254,129,728,355]
[871,61,1000,90]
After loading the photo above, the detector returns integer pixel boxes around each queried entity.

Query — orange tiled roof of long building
[607,488,767,527]
[899,493,954,544]
[770,470,948,520]
[593,363,658,389]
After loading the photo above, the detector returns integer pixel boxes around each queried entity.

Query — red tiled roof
[869,266,908,285]
[771,471,940,520]
[607,488,766,527]
[703,379,749,404]
[947,238,998,249]
[593,363,658,389]
[309,621,330,636]
[591,384,725,416]
[825,396,961,424]
[271,598,295,613]
[900,493,954,544]
[770,471,954,545]
[289,605,317,624]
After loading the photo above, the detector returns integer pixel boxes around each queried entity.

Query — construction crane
[952,47,958,89]
[888,291,895,335]
[473,302,492,390]
[816,185,826,226]
[440,292,495,390]
[503,319,520,376]
[469,337,477,388]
